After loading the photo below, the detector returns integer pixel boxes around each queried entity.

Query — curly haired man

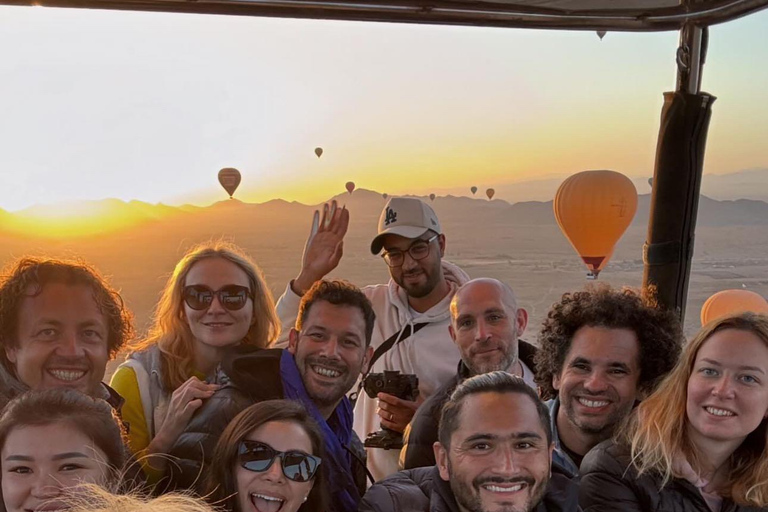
[534,284,684,477]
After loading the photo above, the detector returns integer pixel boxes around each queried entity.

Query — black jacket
[166,347,369,499]
[401,340,538,470]
[579,440,765,512]
[359,464,581,512]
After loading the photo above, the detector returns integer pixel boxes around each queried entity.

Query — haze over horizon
[1,5,767,213]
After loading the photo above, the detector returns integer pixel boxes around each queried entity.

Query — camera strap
[350,322,428,406]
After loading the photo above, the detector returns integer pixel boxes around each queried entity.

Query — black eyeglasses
[182,285,253,311]
[381,234,439,268]
[238,440,321,482]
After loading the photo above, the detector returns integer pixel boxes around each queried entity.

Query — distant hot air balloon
[382,193,388,199]
[429,193,436,202]
[701,290,768,325]
[315,147,323,158]
[345,181,355,194]
[471,186,478,195]
[553,170,638,279]
[597,30,607,40]
[218,168,241,199]
[486,188,495,200]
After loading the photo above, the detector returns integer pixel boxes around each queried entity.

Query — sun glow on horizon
[2,199,180,238]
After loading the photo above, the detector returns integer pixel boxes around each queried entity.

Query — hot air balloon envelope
[315,147,323,158]
[345,181,355,194]
[218,168,241,198]
[471,186,478,195]
[701,290,768,325]
[486,188,495,200]
[429,193,436,201]
[553,170,638,279]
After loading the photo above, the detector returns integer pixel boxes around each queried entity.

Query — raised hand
[292,200,350,296]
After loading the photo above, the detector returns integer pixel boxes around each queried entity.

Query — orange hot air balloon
[345,181,355,194]
[218,168,241,199]
[315,147,323,158]
[701,290,768,325]
[554,170,638,279]
[429,193,436,202]
[471,186,478,195]
[486,188,495,200]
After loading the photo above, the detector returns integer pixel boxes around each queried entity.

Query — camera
[362,370,419,450]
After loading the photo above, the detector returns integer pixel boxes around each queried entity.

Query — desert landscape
[3,188,768,369]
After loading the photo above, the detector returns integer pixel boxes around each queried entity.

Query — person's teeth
[251,493,283,503]
[314,366,341,378]
[706,407,735,417]
[49,369,86,381]
[578,398,609,408]
[485,484,524,493]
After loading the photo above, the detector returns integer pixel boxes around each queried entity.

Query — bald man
[400,278,538,470]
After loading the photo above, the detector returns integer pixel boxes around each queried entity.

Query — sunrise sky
[1,5,767,212]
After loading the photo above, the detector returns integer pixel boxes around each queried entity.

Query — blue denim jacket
[546,397,580,479]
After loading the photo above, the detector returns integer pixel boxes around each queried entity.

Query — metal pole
[676,22,708,94]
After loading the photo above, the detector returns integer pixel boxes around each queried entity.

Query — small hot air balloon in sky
[701,290,768,325]
[486,188,495,200]
[218,168,241,199]
[597,30,607,40]
[382,193,388,199]
[315,147,323,158]
[554,170,638,279]
[471,186,478,195]
[345,181,355,194]
[429,193,436,202]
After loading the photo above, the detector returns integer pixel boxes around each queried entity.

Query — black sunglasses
[182,284,252,311]
[238,440,321,482]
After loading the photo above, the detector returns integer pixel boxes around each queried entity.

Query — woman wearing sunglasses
[110,241,280,481]
[207,400,326,512]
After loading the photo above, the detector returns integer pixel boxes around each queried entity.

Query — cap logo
[384,207,398,226]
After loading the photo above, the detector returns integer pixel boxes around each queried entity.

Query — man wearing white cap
[274,197,470,481]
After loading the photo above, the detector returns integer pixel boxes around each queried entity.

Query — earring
[303,496,308,503]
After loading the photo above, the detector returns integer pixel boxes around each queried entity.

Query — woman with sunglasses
[207,400,326,512]
[110,241,280,481]
[580,313,768,511]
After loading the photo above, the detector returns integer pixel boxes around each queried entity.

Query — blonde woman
[580,312,768,511]
[63,485,219,512]
[110,241,279,478]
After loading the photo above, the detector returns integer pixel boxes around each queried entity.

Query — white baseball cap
[370,197,442,255]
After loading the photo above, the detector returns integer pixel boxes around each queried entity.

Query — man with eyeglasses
[168,279,374,512]
[274,197,470,481]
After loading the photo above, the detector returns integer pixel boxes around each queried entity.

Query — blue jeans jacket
[546,397,580,479]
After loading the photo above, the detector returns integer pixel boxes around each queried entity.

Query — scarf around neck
[279,350,360,512]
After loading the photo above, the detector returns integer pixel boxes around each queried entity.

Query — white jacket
[274,261,470,482]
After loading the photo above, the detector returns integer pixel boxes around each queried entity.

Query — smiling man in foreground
[0,257,134,411]
[360,371,581,512]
